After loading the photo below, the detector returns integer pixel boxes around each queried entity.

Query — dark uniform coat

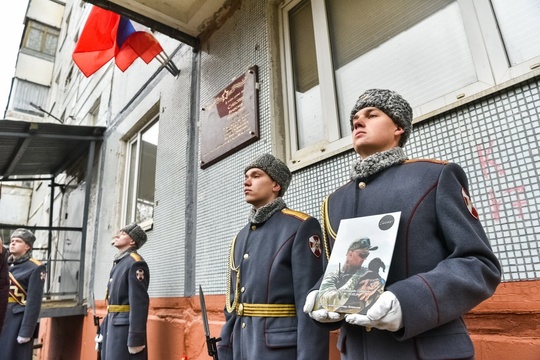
[101,250,150,360]
[0,256,46,360]
[321,160,501,360]
[0,247,9,333]
[218,208,329,360]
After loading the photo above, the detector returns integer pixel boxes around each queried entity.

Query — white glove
[17,336,31,344]
[303,290,344,323]
[94,334,103,350]
[128,345,145,354]
[345,291,403,332]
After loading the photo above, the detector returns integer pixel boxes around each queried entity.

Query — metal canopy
[0,119,105,180]
[0,119,106,317]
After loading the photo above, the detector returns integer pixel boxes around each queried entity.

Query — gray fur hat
[121,223,147,249]
[349,89,413,147]
[244,153,292,197]
[348,237,378,252]
[11,228,36,248]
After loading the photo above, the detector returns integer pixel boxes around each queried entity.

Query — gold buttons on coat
[358,182,366,189]
[243,253,249,259]
[251,225,257,230]
[240,287,245,293]
[242,322,246,329]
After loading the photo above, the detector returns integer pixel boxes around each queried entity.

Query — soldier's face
[113,231,136,251]
[351,107,403,158]
[344,249,369,271]
[9,237,30,257]
[244,168,280,209]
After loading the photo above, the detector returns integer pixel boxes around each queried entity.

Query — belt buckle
[236,303,244,316]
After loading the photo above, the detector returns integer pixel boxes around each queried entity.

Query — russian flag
[115,31,164,72]
[72,6,164,77]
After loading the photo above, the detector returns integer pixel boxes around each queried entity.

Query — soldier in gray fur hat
[97,223,150,358]
[0,228,46,359]
[304,89,501,359]
[0,237,7,335]
[218,153,329,359]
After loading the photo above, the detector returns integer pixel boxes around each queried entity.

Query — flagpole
[157,51,180,77]
[156,55,178,77]
[155,54,174,74]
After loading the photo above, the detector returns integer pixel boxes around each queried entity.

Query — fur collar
[114,247,137,262]
[249,197,287,224]
[8,251,32,265]
[351,147,408,180]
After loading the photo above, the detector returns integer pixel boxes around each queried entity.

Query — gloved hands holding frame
[303,290,345,323]
[345,291,403,331]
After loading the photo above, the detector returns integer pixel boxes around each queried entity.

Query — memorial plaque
[200,66,259,169]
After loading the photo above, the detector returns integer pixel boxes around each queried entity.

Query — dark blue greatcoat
[0,247,9,333]
[0,257,46,360]
[101,251,150,360]
[320,159,501,360]
[218,209,329,360]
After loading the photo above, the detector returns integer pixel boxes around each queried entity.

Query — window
[280,0,540,167]
[65,67,73,87]
[0,229,11,246]
[60,9,71,50]
[123,118,159,226]
[22,20,60,59]
[490,0,540,66]
[83,98,101,126]
[12,80,49,115]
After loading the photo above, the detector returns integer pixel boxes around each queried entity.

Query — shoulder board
[130,253,142,262]
[282,208,310,221]
[29,258,42,266]
[335,180,354,191]
[404,158,448,165]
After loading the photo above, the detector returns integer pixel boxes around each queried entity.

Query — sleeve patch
[309,235,322,258]
[136,269,146,281]
[462,187,479,220]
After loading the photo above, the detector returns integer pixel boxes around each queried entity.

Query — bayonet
[199,285,221,360]
[91,292,102,359]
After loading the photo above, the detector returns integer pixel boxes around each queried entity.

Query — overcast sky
[0,1,30,116]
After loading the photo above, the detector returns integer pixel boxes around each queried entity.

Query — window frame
[22,19,60,60]
[121,116,159,229]
[279,0,540,170]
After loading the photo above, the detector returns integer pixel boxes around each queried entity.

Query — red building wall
[38,280,540,360]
